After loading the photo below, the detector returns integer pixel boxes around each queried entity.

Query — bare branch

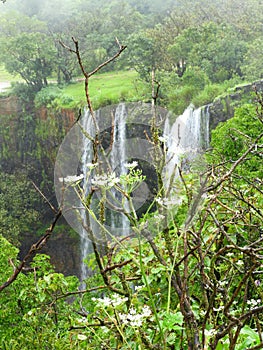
[0,209,62,292]
[88,38,127,78]
[31,181,57,214]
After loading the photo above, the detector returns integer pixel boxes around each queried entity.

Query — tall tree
[0,12,56,92]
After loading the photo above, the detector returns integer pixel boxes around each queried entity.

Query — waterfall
[109,103,130,232]
[79,109,95,283]
[77,103,210,283]
[164,104,210,182]
[79,104,130,283]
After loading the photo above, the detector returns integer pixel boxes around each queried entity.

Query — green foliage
[0,12,56,92]
[167,67,211,114]
[34,86,74,109]
[168,22,247,83]
[241,37,263,81]
[127,32,161,82]
[169,85,198,115]
[10,82,37,103]
[0,172,41,246]
[208,103,263,178]
[60,70,148,109]
[1,99,263,348]
[0,250,80,350]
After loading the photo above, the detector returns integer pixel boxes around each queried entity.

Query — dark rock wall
[0,96,80,277]
[208,80,263,131]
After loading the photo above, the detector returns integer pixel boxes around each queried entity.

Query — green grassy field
[61,70,149,109]
[0,65,149,108]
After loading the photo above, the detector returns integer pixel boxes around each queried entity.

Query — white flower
[119,313,129,325]
[77,334,87,341]
[111,293,128,307]
[91,173,119,188]
[141,305,151,317]
[77,317,87,324]
[134,285,144,292]
[218,280,228,287]
[247,299,261,307]
[91,174,108,186]
[158,136,168,143]
[155,197,163,205]
[59,174,84,183]
[213,305,224,312]
[119,306,151,328]
[100,297,112,307]
[156,197,174,207]
[129,308,137,315]
[86,162,98,169]
[153,214,165,221]
[124,161,138,169]
[92,296,112,307]
[92,294,127,308]
[130,314,143,327]
[108,177,120,187]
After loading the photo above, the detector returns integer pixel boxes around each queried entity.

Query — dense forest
[0,0,263,349]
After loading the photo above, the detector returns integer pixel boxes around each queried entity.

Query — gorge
[0,80,262,278]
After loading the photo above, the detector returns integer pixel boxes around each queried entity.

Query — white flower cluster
[124,161,138,169]
[119,306,152,327]
[92,293,128,307]
[156,197,174,207]
[247,299,261,308]
[134,285,144,292]
[153,214,165,222]
[59,174,84,183]
[77,334,87,341]
[158,136,168,143]
[86,162,98,169]
[213,305,224,312]
[91,173,119,188]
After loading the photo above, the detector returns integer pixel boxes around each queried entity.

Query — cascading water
[78,103,210,283]
[79,104,130,283]
[164,104,210,182]
[109,103,130,231]
[79,109,95,283]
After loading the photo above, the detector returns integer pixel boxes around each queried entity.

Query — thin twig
[0,209,62,292]
[31,181,57,214]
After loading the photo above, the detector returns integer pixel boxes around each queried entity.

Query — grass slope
[61,70,148,109]
[0,66,149,109]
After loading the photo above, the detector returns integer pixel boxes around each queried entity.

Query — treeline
[1,0,263,112]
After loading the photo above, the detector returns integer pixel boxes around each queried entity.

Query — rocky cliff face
[208,80,263,131]
[1,80,262,277]
[19,227,81,277]
[0,96,80,276]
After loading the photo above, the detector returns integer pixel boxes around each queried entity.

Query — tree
[0,12,56,92]
[241,38,263,81]
[168,22,247,82]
